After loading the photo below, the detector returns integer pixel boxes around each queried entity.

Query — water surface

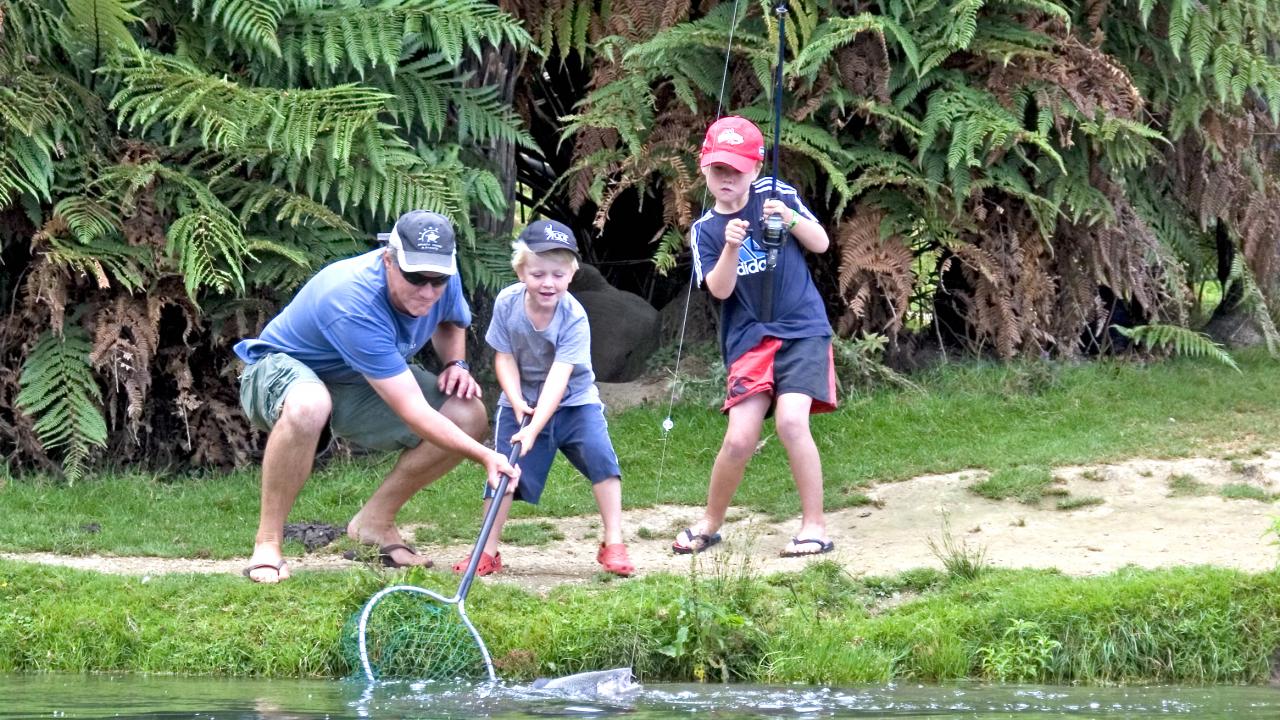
[3,673,1279,719]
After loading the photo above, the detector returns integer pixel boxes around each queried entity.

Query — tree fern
[1113,323,1240,370]
[16,326,109,484]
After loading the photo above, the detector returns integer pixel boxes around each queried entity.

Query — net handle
[455,414,529,601]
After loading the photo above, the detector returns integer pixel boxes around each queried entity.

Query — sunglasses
[399,267,450,288]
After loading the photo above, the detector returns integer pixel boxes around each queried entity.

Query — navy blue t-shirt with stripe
[691,177,832,366]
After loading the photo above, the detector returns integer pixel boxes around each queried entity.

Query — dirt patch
[5,451,1278,593]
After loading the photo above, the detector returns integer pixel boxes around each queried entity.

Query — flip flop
[779,537,835,557]
[376,543,432,568]
[672,528,722,555]
[242,561,287,583]
[343,543,433,568]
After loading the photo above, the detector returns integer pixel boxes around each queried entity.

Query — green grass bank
[2,559,1279,684]
[2,354,1280,684]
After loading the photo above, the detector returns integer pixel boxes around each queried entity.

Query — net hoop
[355,584,496,684]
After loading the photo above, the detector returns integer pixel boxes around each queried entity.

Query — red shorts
[722,336,838,414]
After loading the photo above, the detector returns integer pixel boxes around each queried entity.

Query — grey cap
[387,210,457,275]
[518,219,579,257]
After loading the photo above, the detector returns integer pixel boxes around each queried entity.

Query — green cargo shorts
[239,353,449,452]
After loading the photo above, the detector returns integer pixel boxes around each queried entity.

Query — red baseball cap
[699,116,765,173]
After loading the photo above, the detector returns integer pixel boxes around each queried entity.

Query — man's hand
[483,450,520,494]
[438,364,481,399]
[725,218,750,249]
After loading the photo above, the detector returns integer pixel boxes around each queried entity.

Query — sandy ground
[5,449,1279,593]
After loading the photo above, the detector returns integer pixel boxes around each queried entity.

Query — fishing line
[654,0,744,499]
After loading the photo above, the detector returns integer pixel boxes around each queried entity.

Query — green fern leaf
[63,0,142,61]
[1114,324,1239,371]
[16,327,109,484]
[194,0,285,57]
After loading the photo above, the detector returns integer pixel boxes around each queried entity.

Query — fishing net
[340,587,490,682]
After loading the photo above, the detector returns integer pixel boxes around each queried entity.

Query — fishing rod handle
[457,414,530,600]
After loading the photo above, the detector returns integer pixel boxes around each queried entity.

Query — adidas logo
[736,235,768,276]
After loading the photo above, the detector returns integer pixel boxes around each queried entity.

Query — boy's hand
[509,424,536,457]
[761,199,794,226]
[725,218,750,248]
[513,400,535,423]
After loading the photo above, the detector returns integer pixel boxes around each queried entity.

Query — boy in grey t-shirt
[451,220,634,577]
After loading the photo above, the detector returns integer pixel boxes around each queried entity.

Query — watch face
[451,360,470,371]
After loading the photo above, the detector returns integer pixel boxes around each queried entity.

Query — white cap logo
[420,227,439,244]
[716,128,744,145]
[544,224,571,245]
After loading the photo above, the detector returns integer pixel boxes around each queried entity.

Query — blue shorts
[488,403,622,504]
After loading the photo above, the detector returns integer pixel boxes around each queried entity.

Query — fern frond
[109,53,390,164]
[166,210,249,299]
[1,0,64,58]
[383,56,534,147]
[0,129,55,204]
[192,0,285,57]
[276,0,530,77]
[243,229,365,290]
[16,326,109,484]
[63,0,141,61]
[53,195,124,245]
[793,14,921,79]
[42,230,150,293]
[1114,323,1239,370]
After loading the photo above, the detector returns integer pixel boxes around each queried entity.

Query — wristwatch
[445,359,470,372]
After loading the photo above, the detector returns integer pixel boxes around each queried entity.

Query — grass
[1056,496,1105,511]
[1168,473,1213,497]
[1219,484,1276,502]
[970,466,1053,504]
[3,558,1278,685]
[2,352,1280,558]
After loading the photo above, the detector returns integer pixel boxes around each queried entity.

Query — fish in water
[531,667,638,697]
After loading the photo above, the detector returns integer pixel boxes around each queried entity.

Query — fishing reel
[760,211,788,270]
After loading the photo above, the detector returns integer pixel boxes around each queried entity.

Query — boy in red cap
[672,116,838,558]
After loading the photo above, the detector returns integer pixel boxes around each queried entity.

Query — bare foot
[244,543,292,583]
[346,520,432,568]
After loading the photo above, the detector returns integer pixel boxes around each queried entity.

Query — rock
[283,522,345,551]
[1203,307,1269,348]
[658,282,720,347]
[571,264,660,382]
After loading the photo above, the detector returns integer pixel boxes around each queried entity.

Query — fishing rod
[759,1,789,323]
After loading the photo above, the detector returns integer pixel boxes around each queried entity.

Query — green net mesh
[341,591,488,682]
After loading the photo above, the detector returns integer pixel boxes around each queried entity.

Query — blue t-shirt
[485,283,600,408]
[691,177,831,365]
[233,249,471,383]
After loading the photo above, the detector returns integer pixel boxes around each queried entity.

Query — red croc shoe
[451,551,502,576]
[596,543,635,577]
